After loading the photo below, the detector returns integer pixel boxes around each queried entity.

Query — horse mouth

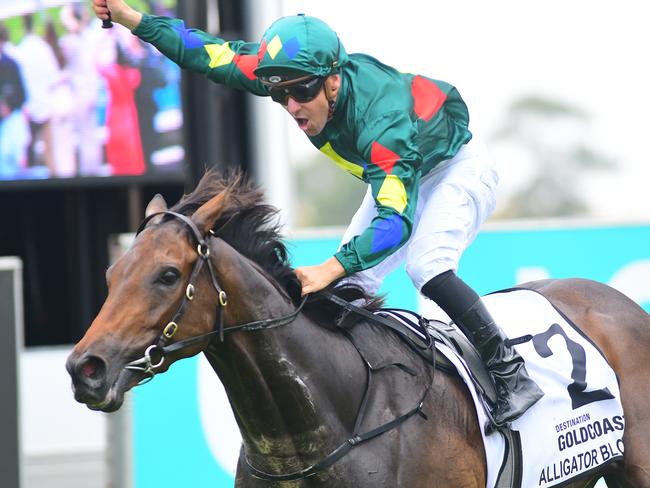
[87,389,122,412]
[74,366,141,413]
[73,380,123,412]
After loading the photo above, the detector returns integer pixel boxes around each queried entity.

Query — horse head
[66,182,233,412]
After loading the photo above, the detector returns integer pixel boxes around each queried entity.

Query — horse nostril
[77,355,107,383]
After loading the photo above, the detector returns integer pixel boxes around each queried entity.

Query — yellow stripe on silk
[319,142,364,179]
[205,42,236,68]
[377,175,407,214]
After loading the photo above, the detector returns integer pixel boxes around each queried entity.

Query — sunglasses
[266,76,325,105]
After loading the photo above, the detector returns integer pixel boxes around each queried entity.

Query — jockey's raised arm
[91,0,269,95]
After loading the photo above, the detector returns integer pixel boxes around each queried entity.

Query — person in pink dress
[100,46,145,175]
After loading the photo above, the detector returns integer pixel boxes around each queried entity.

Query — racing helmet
[254,14,348,83]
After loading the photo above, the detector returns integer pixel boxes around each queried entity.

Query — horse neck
[203,239,366,469]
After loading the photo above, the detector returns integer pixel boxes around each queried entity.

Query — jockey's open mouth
[294,116,310,131]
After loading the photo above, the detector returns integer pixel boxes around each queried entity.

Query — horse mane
[169,170,384,318]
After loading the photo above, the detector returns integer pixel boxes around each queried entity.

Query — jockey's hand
[91,0,143,30]
[295,258,346,296]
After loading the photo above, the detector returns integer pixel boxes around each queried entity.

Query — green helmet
[254,14,348,82]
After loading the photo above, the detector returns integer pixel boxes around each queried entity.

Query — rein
[125,210,435,482]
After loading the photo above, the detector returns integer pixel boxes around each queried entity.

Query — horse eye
[157,268,181,286]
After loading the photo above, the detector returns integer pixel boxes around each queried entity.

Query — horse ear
[192,189,231,235]
[145,194,168,218]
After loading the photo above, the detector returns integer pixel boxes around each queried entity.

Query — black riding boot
[421,270,544,427]
[456,299,544,426]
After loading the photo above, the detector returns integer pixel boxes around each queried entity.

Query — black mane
[169,170,383,316]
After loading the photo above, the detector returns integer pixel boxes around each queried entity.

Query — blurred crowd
[0,2,182,180]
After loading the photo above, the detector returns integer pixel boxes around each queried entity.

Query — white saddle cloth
[383,288,625,488]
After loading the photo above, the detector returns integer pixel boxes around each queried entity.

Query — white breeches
[340,138,498,295]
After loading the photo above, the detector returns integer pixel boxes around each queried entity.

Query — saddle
[324,292,498,409]
[322,291,522,488]
[379,308,522,488]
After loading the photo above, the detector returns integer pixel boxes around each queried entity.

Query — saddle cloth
[378,288,624,488]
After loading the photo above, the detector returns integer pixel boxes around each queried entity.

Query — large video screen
[0,0,184,186]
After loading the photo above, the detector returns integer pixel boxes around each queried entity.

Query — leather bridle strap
[158,295,308,356]
[141,210,229,344]
[125,210,306,383]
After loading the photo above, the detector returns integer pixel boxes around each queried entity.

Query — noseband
[125,211,306,383]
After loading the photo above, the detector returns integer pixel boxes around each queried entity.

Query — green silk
[134,15,472,275]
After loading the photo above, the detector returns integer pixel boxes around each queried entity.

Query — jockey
[92,1,543,426]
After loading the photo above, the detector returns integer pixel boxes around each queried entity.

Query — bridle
[122,209,433,482]
[124,210,307,383]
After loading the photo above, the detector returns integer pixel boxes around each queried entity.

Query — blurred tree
[492,96,615,218]
[294,152,366,227]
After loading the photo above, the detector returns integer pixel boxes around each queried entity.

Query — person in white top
[59,4,103,176]
[14,14,60,173]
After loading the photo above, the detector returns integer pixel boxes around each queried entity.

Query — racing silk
[134,15,472,275]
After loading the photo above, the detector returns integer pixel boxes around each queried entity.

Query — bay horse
[66,171,650,487]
